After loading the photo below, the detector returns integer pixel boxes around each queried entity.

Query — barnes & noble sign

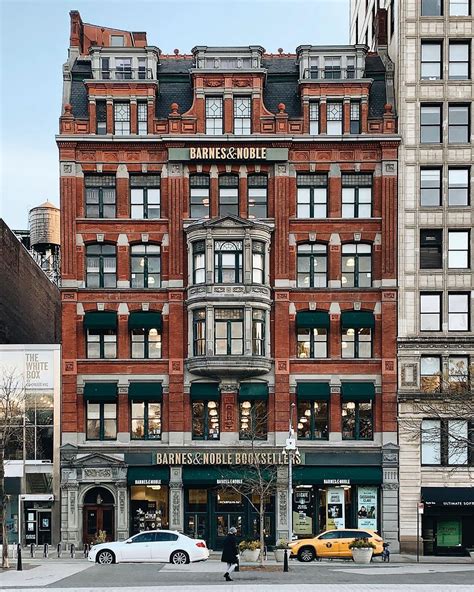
[156,451,302,465]
[168,147,288,162]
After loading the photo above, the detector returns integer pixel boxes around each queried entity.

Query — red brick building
[58,10,400,551]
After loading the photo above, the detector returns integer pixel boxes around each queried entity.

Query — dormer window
[206,97,223,135]
[324,56,342,79]
[111,35,125,47]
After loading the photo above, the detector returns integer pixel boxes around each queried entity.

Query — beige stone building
[351,0,474,555]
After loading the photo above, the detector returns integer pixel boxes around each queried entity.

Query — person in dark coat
[221,527,239,581]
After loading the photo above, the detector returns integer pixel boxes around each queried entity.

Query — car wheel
[170,550,190,565]
[297,546,316,562]
[96,550,115,565]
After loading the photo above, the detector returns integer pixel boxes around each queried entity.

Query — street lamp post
[285,403,297,542]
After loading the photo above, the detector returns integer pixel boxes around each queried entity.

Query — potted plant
[91,530,107,546]
[273,539,289,562]
[239,539,261,562]
[349,538,376,564]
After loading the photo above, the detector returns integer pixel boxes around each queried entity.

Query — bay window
[214,240,243,283]
[192,241,206,284]
[214,309,244,355]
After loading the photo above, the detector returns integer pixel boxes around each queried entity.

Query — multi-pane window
[341,244,372,287]
[448,292,470,331]
[96,100,107,134]
[324,56,342,79]
[448,168,470,206]
[214,240,243,283]
[115,57,132,79]
[114,102,130,135]
[309,102,319,134]
[248,175,267,219]
[100,58,110,79]
[137,102,148,134]
[448,356,469,392]
[420,356,442,393]
[297,243,327,288]
[192,400,220,440]
[420,168,442,206]
[239,400,267,440]
[449,0,470,14]
[86,244,116,288]
[342,174,372,218]
[131,327,162,359]
[448,104,470,143]
[205,97,223,135]
[190,175,210,218]
[350,101,361,134]
[214,309,244,355]
[219,175,239,216]
[86,402,117,440]
[421,42,442,80]
[296,174,327,218]
[449,42,470,80]
[252,241,265,284]
[420,229,442,269]
[138,58,147,80]
[341,327,372,358]
[421,419,471,466]
[252,309,265,356]
[420,292,442,331]
[85,175,116,218]
[86,328,117,359]
[346,56,356,78]
[297,401,329,440]
[193,310,206,356]
[130,244,161,288]
[327,102,343,134]
[192,241,206,284]
[448,230,470,268]
[342,401,373,440]
[131,402,161,439]
[297,326,328,358]
[130,175,160,219]
[234,97,251,134]
[421,0,443,15]
[420,104,442,143]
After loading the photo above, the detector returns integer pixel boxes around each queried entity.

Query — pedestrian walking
[221,527,239,582]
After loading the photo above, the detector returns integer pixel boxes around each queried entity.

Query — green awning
[127,466,169,486]
[83,311,117,330]
[297,383,330,401]
[293,466,382,485]
[341,311,375,329]
[128,311,162,330]
[83,382,117,401]
[296,311,330,329]
[341,382,376,401]
[128,383,163,401]
[239,383,268,401]
[190,383,220,401]
[183,466,272,485]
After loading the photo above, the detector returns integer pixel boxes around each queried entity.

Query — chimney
[69,10,83,49]
[375,8,388,48]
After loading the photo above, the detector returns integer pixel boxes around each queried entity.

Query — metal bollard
[283,548,289,572]
[30,543,35,558]
[83,543,88,558]
[43,543,49,558]
[71,543,76,559]
[234,555,239,572]
[57,542,62,558]
[17,544,23,571]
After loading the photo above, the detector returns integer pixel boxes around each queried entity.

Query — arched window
[248,175,267,218]
[341,244,372,287]
[86,244,116,288]
[130,244,161,288]
[219,175,239,216]
[214,240,243,283]
[297,243,327,288]
[341,311,374,359]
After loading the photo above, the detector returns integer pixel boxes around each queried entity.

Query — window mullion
[144,403,149,440]
[144,188,148,219]
[355,333,359,358]
[227,320,231,355]
[355,255,359,287]
[99,187,103,218]
[144,256,148,288]
[355,404,360,440]
[100,403,104,440]
[311,406,316,439]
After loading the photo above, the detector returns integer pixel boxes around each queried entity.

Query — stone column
[276,466,290,541]
[116,479,129,541]
[382,443,400,552]
[169,467,184,532]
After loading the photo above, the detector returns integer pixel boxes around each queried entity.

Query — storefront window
[192,400,220,440]
[130,485,169,535]
[342,401,373,440]
[297,401,328,440]
[239,400,267,440]
[131,401,161,439]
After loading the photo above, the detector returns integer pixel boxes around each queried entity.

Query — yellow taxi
[289,528,384,561]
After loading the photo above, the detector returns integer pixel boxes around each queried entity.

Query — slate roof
[70,61,91,118]
[364,55,387,118]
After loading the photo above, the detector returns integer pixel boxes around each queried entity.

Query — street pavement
[1,558,474,591]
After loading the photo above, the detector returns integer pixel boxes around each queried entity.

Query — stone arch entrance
[82,486,115,544]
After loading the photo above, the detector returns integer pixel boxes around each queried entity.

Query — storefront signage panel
[168,147,289,162]
[293,488,313,535]
[357,486,377,530]
[326,488,345,530]
[1,348,55,390]
[156,451,302,465]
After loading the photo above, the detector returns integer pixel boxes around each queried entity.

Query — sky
[0,0,349,229]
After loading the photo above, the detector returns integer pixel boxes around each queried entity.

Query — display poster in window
[357,486,377,530]
[293,489,313,535]
[326,487,345,530]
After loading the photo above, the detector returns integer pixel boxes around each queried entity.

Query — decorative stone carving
[279,491,288,527]
[83,468,113,479]
[401,363,418,387]
[205,79,224,87]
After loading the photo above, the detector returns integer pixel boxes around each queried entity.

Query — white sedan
[88,530,209,565]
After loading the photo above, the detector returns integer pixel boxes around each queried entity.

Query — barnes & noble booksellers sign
[168,147,288,162]
[156,451,302,465]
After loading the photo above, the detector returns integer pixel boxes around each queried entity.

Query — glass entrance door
[185,514,208,541]
[83,506,115,544]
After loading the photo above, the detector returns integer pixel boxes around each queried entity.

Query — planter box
[241,549,260,562]
[468,551,474,563]
[274,549,287,562]
[351,547,373,564]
